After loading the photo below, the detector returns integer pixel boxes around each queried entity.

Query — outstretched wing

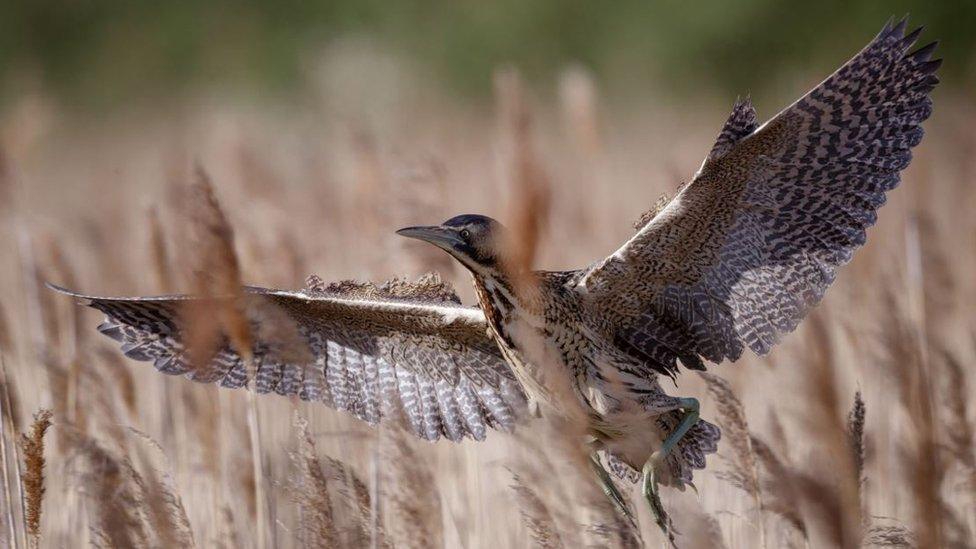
[577,19,940,377]
[50,282,527,442]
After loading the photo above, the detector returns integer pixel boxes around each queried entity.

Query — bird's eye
[460,229,471,240]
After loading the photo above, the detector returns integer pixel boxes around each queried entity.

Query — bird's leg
[588,452,637,529]
[642,397,700,542]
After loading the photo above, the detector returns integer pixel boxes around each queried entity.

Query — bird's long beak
[396,225,462,250]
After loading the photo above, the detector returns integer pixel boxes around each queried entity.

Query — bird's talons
[642,453,676,545]
[589,454,638,531]
[604,481,638,530]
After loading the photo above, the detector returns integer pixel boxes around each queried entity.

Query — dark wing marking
[49,283,527,442]
[577,19,939,376]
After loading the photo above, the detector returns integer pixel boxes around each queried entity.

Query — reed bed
[0,54,973,548]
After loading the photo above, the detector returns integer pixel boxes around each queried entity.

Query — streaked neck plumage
[468,264,546,336]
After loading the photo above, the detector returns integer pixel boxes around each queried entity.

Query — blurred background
[1,1,975,107]
[0,2,974,548]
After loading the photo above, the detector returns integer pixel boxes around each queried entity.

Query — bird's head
[397,214,507,275]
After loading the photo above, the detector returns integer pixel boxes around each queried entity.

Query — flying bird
[51,19,939,539]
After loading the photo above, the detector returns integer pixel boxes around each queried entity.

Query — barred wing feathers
[49,282,527,442]
[578,19,940,376]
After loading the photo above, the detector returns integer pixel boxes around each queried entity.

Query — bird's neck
[472,270,544,324]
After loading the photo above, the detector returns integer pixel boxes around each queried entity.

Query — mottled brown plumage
[49,274,526,443]
[580,19,939,377]
[51,18,939,539]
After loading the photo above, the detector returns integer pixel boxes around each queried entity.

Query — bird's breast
[496,315,590,418]
[473,275,594,421]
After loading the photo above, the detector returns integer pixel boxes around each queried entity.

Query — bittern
[51,19,939,539]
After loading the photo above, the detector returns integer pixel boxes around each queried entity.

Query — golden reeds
[129,429,196,548]
[508,471,565,549]
[0,361,19,549]
[505,410,640,548]
[801,312,861,548]
[95,348,138,418]
[748,435,807,539]
[68,424,194,547]
[288,415,339,548]
[941,350,975,500]
[147,206,174,293]
[301,431,392,549]
[380,428,443,549]
[0,303,25,549]
[71,435,151,547]
[698,371,767,547]
[182,166,253,369]
[558,65,603,158]
[494,67,552,297]
[0,303,11,358]
[19,409,52,548]
[683,511,728,549]
[0,57,973,549]
[847,391,866,493]
[16,228,58,362]
[0,311,15,446]
[879,289,953,548]
[180,165,274,548]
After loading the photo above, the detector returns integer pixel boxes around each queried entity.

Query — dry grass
[288,415,339,548]
[182,165,277,548]
[699,371,767,547]
[18,409,51,548]
[0,53,973,549]
[509,471,565,549]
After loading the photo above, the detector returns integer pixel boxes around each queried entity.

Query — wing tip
[878,15,913,42]
[908,41,939,62]
[46,284,195,303]
[891,15,910,36]
[45,282,94,304]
